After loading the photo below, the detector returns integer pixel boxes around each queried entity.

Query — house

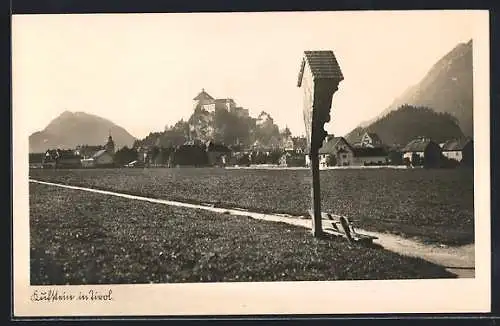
[43,149,82,169]
[79,134,116,168]
[292,137,307,153]
[309,134,389,167]
[358,132,384,148]
[75,145,105,159]
[279,135,307,154]
[206,141,232,167]
[402,137,442,167]
[387,146,404,165]
[281,136,295,151]
[93,149,115,167]
[351,147,388,166]
[42,150,57,168]
[349,132,388,165]
[80,150,114,168]
[441,138,473,166]
[316,135,354,167]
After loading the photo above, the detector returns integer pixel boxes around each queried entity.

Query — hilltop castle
[193,89,249,117]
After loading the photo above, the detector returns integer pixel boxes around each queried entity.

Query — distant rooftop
[92,149,107,158]
[441,138,473,151]
[402,137,436,152]
[318,136,352,154]
[193,88,214,101]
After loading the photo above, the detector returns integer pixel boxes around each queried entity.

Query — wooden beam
[309,151,323,237]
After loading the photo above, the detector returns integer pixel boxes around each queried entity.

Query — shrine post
[297,50,344,237]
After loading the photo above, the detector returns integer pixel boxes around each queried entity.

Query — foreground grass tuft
[30,183,455,285]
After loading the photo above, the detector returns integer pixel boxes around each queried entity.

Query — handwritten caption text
[31,289,113,303]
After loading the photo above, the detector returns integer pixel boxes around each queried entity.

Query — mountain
[345,105,464,147]
[29,111,136,153]
[356,39,473,137]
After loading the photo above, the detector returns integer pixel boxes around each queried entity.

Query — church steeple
[105,131,115,154]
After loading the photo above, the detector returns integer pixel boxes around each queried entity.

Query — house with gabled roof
[92,149,114,166]
[352,147,389,165]
[310,134,389,167]
[316,135,354,167]
[359,132,384,148]
[282,136,295,152]
[441,137,473,166]
[75,145,105,159]
[80,134,116,168]
[402,137,442,167]
[43,149,82,169]
[291,136,307,153]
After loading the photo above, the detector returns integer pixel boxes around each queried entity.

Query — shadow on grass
[30,248,65,285]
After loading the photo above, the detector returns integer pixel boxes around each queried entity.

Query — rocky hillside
[357,39,473,138]
[135,105,288,150]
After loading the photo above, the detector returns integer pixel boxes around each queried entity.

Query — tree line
[113,145,297,167]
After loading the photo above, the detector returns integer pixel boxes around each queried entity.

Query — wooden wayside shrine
[297,50,377,243]
[297,50,343,237]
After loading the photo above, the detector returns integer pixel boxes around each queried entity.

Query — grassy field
[30,182,455,284]
[29,167,474,246]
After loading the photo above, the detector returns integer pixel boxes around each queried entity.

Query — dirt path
[29,179,474,278]
[354,230,475,278]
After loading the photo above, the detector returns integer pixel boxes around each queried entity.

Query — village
[28,89,474,170]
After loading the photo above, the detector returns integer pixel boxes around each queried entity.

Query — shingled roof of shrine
[297,50,344,87]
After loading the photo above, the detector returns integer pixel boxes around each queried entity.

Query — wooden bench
[319,212,378,244]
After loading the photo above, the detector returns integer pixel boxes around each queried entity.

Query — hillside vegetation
[346,104,464,146]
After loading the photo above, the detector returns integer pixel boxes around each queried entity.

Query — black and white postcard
[12,10,491,316]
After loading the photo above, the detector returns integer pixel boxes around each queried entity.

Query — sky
[12,11,477,139]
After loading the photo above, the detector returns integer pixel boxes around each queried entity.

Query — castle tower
[193,88,215,112]
[105,132,115,154]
